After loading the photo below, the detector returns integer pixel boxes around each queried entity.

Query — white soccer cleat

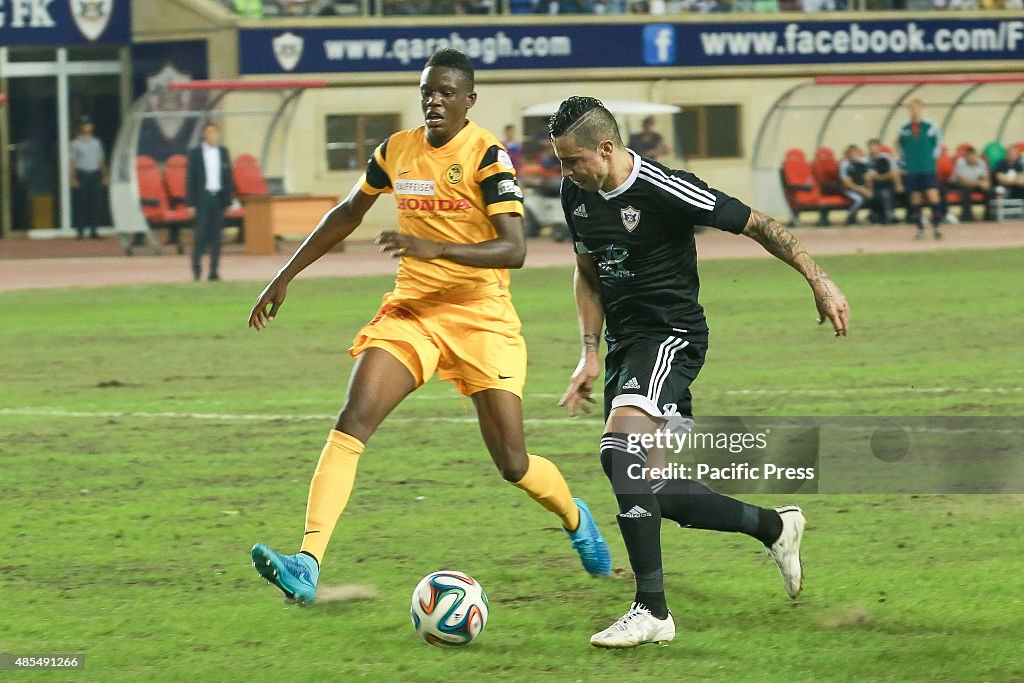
[590,603,675,648]
[768,505,806,599]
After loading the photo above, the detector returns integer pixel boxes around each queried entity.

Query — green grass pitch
[1,248,1022,681]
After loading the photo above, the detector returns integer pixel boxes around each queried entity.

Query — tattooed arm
[742,208,851,336]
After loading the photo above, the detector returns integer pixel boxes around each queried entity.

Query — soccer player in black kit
[549,97,851,648]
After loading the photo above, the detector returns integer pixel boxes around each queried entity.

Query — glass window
[674,104,742,159]
[325,114,399,171]
[6,76,60,230]
[7,48,57,63]
[66,46,121,62]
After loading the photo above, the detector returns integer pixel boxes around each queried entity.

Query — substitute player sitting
[247,50,611,604]
[549,97,850,647]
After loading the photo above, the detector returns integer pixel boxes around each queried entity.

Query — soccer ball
[410,570,489,648]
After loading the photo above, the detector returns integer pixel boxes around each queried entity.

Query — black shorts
[603,335,707,421]
[905,172,939,193]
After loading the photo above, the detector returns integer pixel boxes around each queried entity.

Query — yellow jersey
[359,120,524,300]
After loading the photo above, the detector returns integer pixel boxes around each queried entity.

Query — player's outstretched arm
[560,255,605,416]
[741,208,851,337]
[248,187,377,330]
[376,212,526,269]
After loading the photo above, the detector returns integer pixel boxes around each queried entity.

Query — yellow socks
[511,454,581,532]
[298,440,576,566]
[299,429,365,565]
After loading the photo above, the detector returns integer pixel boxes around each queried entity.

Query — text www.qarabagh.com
[699,20,1024,58]
[323,32,571,65]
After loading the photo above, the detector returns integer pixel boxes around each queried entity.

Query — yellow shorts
[349,289,527,398]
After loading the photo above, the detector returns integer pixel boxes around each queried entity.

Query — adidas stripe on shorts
[603,334,707,422]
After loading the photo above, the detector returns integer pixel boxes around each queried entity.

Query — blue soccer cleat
[251,543,319,605]
[566,498,612,577]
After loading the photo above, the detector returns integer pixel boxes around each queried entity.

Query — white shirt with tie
[202,142,222,193]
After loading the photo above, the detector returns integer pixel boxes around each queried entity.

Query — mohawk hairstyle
[548,96,622,149]
[425,48,475,89]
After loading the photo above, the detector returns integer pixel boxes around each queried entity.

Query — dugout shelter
[109,78,326,255]
[751,73,1024,219]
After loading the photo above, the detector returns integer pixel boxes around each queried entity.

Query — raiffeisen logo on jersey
[396,197,473,212]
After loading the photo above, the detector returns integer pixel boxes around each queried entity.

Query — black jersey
[561,150,751,344]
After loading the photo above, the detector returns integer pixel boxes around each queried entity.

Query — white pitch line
[718,387,1023,396]
[516,387,1024,397]
[3,386,1020,424]
[261,386,1023,405]
[0,407,599,425]
[2,408,1020,435]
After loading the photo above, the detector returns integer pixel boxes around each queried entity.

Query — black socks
[635,592,669,620]
[654,478,783,546]
[600,430,786,619]
[601,433,666,615]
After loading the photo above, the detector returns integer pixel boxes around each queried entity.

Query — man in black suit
[187,122,234,281]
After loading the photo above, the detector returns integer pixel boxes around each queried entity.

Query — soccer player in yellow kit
[247,49,611,604]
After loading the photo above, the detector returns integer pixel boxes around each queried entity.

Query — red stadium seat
[164,154,188,208]
[811,147,843,195]
[136,155,165,225]
[936,146,955,184]
[136,155,192,226]
[780,148,850,226]
[226,153,270,225]
[781,149,818,205]
[136,155,193,252]
[233,153,270,197]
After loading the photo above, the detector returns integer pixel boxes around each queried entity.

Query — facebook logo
[643,24,675,66]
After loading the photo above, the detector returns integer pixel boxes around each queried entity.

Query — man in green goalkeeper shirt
[896,99,944,239]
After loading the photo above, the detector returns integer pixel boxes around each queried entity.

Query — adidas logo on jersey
[573,204,589,218]
[620,505,652,518]
[622,377,641,390]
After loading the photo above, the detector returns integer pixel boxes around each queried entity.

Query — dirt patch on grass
[315,584,379,602]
